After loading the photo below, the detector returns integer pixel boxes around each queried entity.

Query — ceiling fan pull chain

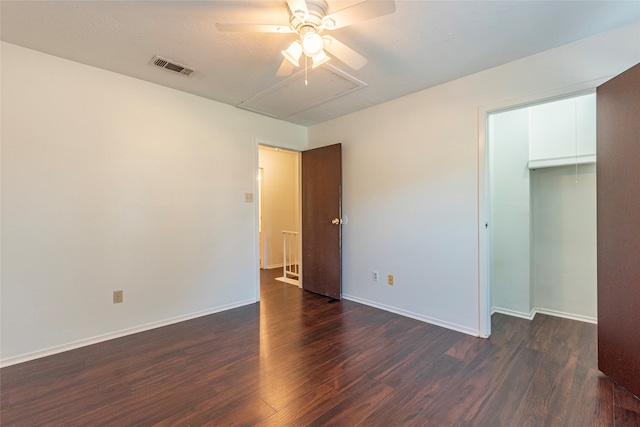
[305,55,308,86]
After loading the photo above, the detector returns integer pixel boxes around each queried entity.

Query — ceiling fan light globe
[301,32,324,57]
[282,41,302,67]
[311,50,330,68]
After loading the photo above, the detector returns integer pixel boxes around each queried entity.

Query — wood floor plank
[614,382,640,412]
[614,406,640,426]
[257,384,345,427]
[374,328,459,389]
[307,379,395,427]
[416,340,516,425]
[2,268,639,426]
[576,319,599,369]
[361,354,466,426]
[462,344,544,426]
[562,367,615,426]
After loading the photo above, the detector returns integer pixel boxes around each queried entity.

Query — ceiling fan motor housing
[288,0,328,31]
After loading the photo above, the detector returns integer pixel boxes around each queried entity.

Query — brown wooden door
[597,62,640,398]
[301,143,342,299]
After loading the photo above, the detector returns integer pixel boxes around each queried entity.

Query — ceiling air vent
[149,55,196,77]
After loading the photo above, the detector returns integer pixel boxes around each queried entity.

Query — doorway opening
[485,92,598,331]
[258,145,301,291]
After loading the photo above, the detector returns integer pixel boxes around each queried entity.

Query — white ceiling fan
[216,0,396,76]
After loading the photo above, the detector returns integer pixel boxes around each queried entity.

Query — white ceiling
[2,1,639,126]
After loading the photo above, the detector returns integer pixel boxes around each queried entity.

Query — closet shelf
[528,154,596,169]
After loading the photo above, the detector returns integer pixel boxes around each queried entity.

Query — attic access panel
[237,64,367,119]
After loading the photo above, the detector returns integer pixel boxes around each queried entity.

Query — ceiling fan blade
[276,58,296,76]
[215,23,293,33]
[286,0,309,18]
[324,1,396,30]
[323,36,367,70]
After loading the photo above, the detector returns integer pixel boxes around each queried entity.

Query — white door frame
[477,77,610,338]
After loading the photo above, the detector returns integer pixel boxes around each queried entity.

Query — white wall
[2,22,639,363]
[532,164,597,320]
[308,22,640,335]
[489,109,532,316]
[0,42,307,364]
[258,147,299,269]
[529,94,597,168]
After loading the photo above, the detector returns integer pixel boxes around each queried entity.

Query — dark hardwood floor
[2,268,639,426]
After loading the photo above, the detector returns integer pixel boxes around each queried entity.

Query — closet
[489,93,597,322]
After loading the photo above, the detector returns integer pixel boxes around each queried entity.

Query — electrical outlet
[372,271,379,282]
[388,275,394,285]
[113,290,123,304]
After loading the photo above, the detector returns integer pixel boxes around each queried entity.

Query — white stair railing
[276,230,299,286]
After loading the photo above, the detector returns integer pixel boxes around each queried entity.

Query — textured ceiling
[2,1,640,126]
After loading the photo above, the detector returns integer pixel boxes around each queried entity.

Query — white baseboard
[342,294,480,337]
[534,308,597,324]
[0,298,257,368]
[263,263,284,270]
[491,306,536,320]
[491,306,597,324]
